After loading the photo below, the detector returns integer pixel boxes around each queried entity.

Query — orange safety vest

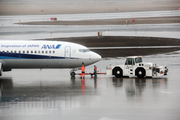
[81,65,85,72]
[94,67,97,71]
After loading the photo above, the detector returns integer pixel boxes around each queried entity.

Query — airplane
[0,40,102,77]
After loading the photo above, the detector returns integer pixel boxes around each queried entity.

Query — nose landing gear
[70,68,81,77]
[70,70,76,77]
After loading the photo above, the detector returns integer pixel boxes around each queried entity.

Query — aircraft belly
[60,59,96,68]
[4,59,61,69]
[1,58,99,69]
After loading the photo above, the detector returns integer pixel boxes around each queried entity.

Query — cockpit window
[79,49,91,53]
[135,57,142,63]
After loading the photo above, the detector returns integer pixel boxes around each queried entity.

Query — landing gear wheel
[70,71,76,77]
[113,67,123,78]
[136,68,145,78]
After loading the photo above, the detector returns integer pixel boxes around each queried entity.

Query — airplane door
[65,46,71,58]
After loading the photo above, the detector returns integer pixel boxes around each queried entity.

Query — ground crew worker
[94,65,97,77]
[81,62,85,78]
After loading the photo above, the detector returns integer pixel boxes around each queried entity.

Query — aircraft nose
[96,53,102,60]
[91,52,102,61]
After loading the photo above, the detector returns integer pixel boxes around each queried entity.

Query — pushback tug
[107,56,168,78]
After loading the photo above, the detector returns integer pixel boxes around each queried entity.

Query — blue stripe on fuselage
[0,53,75,59]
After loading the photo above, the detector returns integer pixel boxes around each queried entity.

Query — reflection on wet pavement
[0,77,168,108]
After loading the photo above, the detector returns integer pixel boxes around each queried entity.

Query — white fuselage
[0,40,101,71]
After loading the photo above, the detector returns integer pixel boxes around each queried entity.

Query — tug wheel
[136,68,146,78]
[113,67,123,78]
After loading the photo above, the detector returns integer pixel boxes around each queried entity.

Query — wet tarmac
[0,51,180,120]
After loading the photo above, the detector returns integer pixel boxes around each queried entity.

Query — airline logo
[41,44,62,49]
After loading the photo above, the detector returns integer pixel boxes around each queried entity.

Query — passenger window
[31,51,33,53]
[53,51,55,53]
[42,51,44,54]
[38,51,40,53]
[23,51,25,54]
[35,51,37,53]
[27,51,29,54]
[14,51,16,53]
[19,51,21,53]
[46,51,48,54]
[49,51,51,54]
